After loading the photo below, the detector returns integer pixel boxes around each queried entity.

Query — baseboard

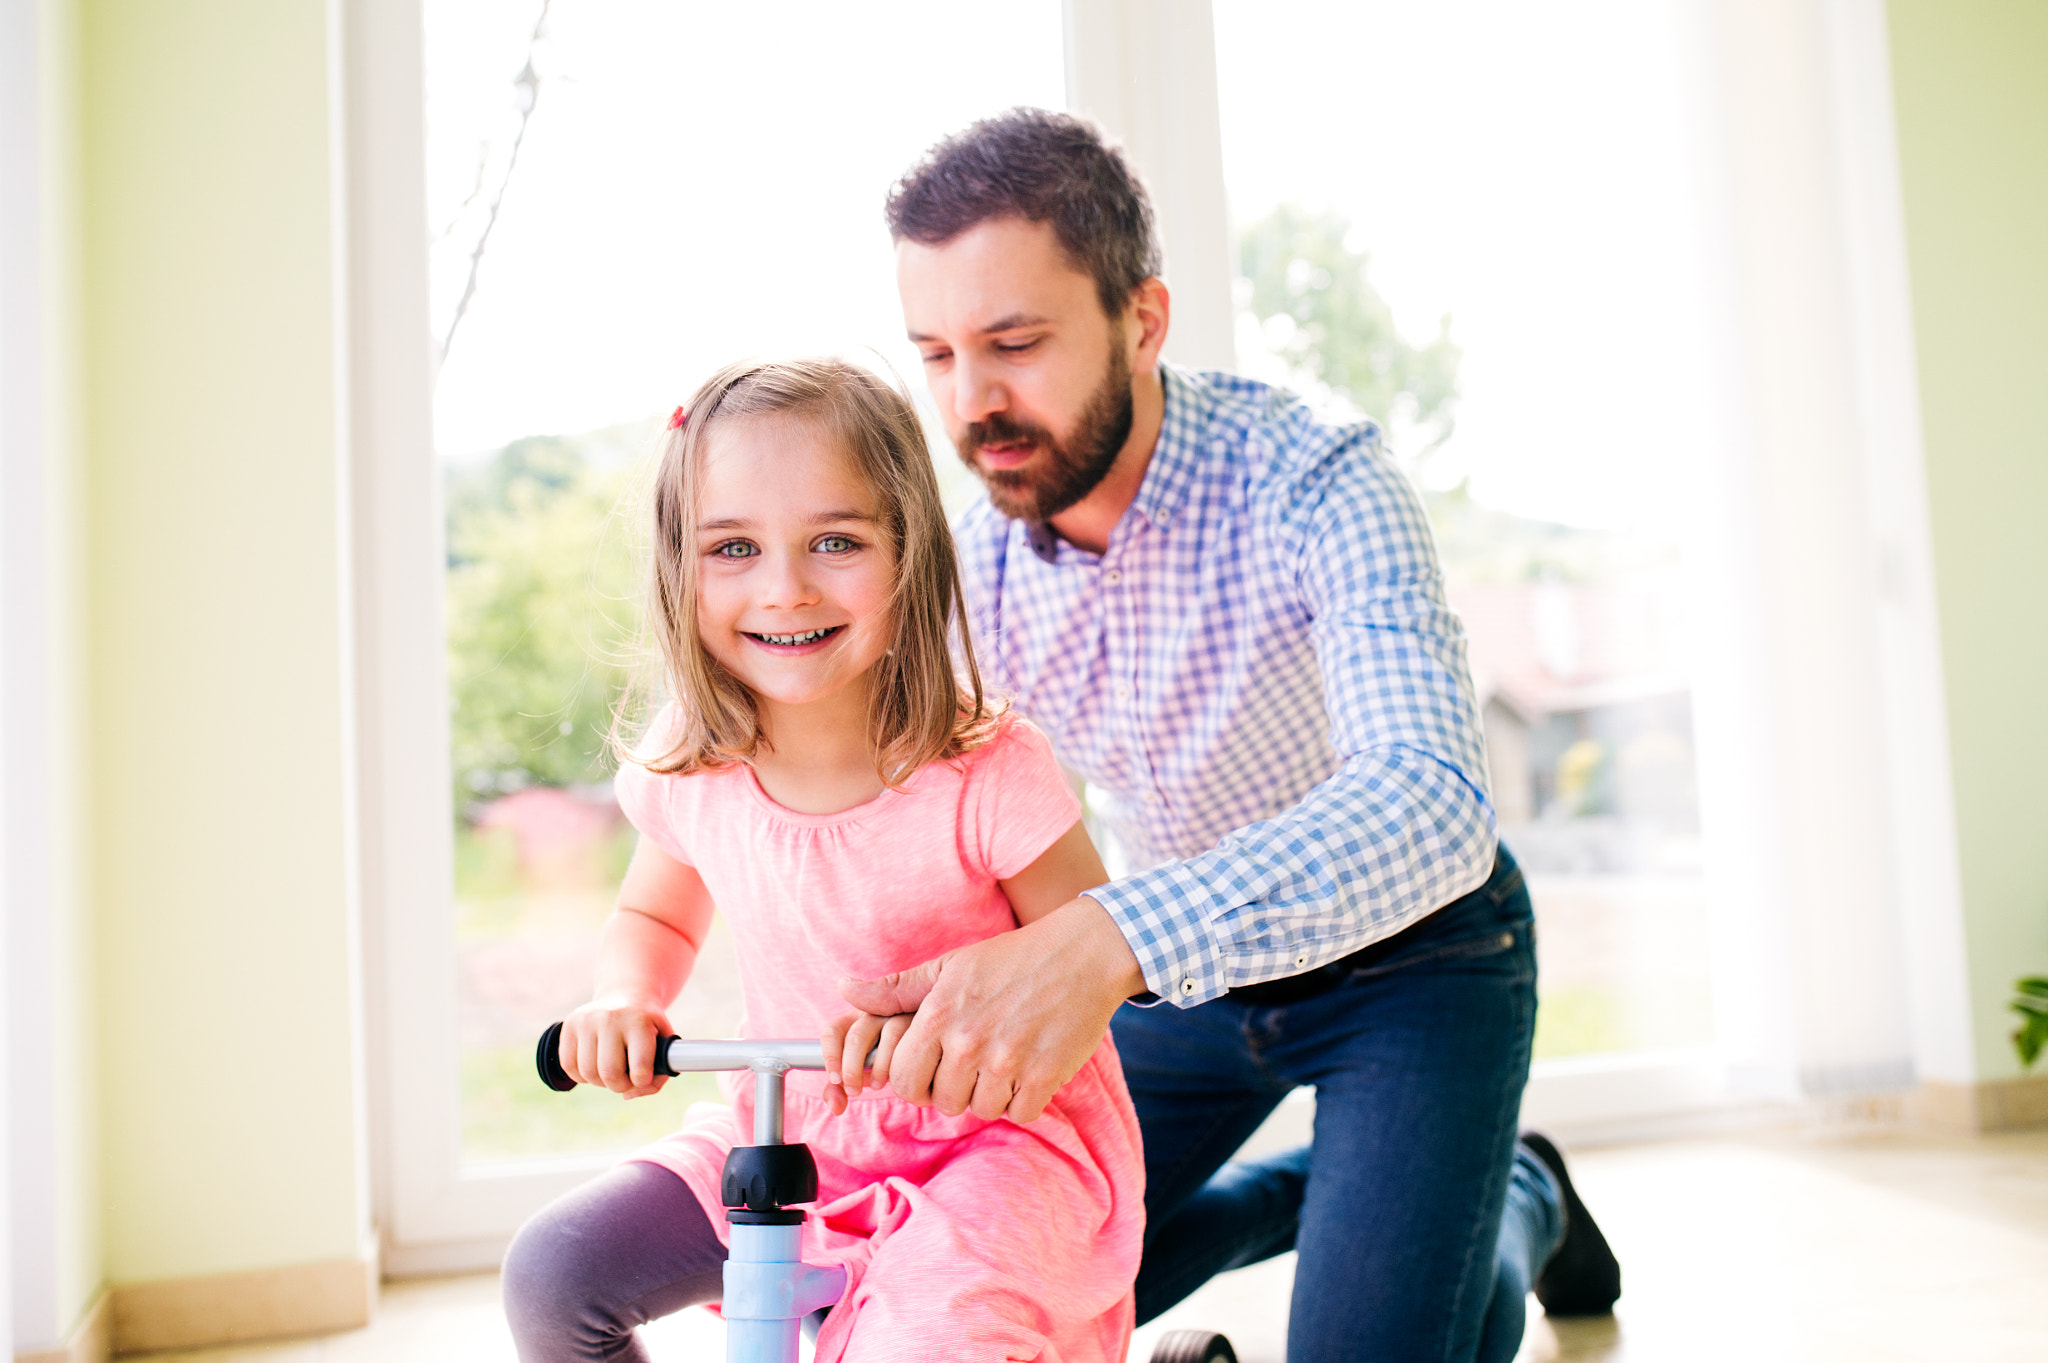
[108,1253,377,1355]
[379,1231,509,1279]
[1915,1074,2048,1131]
[14,1288,111,1363]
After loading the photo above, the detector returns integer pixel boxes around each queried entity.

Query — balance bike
[536,1024,1236,1363]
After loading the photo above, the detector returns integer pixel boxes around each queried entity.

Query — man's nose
[949,353,1008,428]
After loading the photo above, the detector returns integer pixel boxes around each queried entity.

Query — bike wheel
[1148,1329,1238,1363]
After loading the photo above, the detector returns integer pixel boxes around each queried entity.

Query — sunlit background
[430,0,1724,1163]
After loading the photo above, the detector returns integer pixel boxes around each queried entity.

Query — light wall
[80,0,368,1287]
[1887,0,2048,1081]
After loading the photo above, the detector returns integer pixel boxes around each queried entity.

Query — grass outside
[1532,978,1715,1060]
[1526,872,1716,1060]
[454,810,750,1165]
[452,806,1721,1161]
[462,1044,727,1163]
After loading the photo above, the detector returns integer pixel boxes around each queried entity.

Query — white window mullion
[1062,0,1237,372]
[346,0,606,1272]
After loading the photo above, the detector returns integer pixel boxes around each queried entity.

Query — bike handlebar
[535,1023,859,1092]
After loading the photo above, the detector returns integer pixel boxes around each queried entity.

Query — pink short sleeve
[613,709,697,866]
[970,715,1084,880]
[613,759,693,866]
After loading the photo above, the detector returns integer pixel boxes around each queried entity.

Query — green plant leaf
[2015,1009,2048,1069]
[2014,976,2048,1069]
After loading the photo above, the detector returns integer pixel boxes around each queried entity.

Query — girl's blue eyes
[709,536,859,560]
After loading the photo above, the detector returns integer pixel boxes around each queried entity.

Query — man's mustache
[961,413,1054,462]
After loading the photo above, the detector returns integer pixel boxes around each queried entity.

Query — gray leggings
[502,1161,732,1362]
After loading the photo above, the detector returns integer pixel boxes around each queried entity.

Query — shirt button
[1145,792,1161,805]
[1295,952,1310,967]
[1103,569,1121,585]
[1180,978,1197,995]
[1114,683,1132,702]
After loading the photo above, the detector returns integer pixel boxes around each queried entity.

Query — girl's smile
[745,625,846,651]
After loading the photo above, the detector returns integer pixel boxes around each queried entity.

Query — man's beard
[958,345,1134,523]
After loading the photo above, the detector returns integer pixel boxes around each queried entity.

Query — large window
[424,0,1064,1167]
[361,0,1950,1279]
[1213,0,1723,1060]
[415,0,1724,1186]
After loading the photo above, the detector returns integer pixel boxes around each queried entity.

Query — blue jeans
[1112,849,1561,1363]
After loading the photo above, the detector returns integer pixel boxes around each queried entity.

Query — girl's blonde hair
[625,356,995,783]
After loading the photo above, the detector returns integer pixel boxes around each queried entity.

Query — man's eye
[816,534,858,554]
[996,339,1039,354]
[919,350,950,366]
[711,541,757,560]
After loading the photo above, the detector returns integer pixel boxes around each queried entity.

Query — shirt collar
[1022,364,1210,563]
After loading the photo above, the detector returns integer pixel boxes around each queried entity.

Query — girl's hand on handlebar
[560,998,673,1098]
[821,1011,912,1115]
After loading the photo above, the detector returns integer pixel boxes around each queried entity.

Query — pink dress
[613,714,1143,1363]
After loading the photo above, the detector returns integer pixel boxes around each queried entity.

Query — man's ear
[1126,277,1171,374]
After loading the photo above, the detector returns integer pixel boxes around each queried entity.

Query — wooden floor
[135,1124,2048,1362]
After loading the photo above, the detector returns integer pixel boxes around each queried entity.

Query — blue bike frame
[537,1030,855,1363]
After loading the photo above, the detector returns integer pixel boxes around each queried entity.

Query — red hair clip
[667,405,689,430]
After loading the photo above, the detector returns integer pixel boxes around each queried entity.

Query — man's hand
[837,895,1145,1122]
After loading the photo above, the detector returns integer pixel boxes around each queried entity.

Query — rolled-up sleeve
[1088,441,1496,1005]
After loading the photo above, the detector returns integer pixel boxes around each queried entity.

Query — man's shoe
[1521,1131,1621,1315]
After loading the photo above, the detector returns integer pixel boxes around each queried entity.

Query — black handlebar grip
[535,1021,682,1091]
[536,1021,578,1091]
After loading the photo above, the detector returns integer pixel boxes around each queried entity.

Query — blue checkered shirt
[952,366,1497,1006]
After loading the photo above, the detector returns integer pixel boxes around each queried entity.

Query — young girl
[501,358,1143,1363]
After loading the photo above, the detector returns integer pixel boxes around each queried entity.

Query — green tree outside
[1238,204,1463,461]
[445,433,646,810]
[1237,206,1650,588]
[1238,206,1711,1062]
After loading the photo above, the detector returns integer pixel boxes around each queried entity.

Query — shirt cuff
[1087,860,1245,1007]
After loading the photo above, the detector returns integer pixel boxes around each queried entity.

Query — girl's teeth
[760,628,830,645]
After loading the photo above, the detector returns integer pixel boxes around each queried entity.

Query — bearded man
[841,108,1620,1363]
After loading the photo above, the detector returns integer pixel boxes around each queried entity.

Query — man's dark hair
[885,108,1163,319]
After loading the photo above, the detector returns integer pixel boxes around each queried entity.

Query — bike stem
[721,1057,847,1363]
[532,1027,852,1363]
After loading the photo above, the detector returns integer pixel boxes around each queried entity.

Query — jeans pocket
[1347,925,1524,982]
